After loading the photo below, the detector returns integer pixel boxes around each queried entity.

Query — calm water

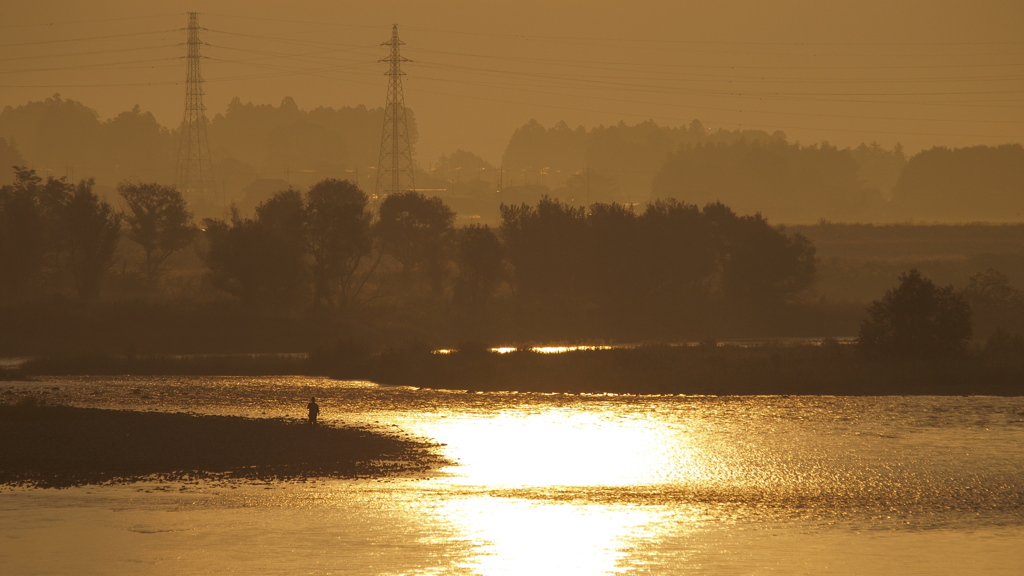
[2,375,1023,575]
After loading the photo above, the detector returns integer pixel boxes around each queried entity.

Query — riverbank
[350,344,1024,396]
[12,343,1024,395]
[16,352,312,377]
[0,399,446,488]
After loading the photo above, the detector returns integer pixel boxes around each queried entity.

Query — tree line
[6,161,1024,354]
[497,197,816,339]
[1,167,822,343]
[203,182,818,334]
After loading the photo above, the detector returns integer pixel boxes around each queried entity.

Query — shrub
[858,269,971,359]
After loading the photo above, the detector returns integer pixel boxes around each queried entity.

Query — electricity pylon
[175,12,215,205]
[375,24,415,199]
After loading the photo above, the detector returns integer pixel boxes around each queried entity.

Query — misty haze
[1,3,1022,575]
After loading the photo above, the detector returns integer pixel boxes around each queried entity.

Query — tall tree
[303,179,371,307]
[118,182,196,287]
[500,196,587,309]
[452,224,505,341]
[254,190,307,307]
[376,191,455,293]
[0,169,46,299]
[583,202,642,308]
[62,179,120,300]
[0,167,73,299]
[707,205,816,304]
[453,224,504,311]
[203,197,306,310]
[638,199,718,305]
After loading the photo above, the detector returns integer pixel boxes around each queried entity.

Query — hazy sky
[2,0,1022,165]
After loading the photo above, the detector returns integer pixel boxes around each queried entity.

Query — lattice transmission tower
[375,24,415,199]
[175,12,215,205]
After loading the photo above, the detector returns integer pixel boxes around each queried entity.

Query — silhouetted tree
[118,182,196,287]
[0,169,47,299]
[0,167,76,299]
[707,204,816,303]
[203,191,308,309]
[638,199,717,304]
[255,190,307,306]
[453,224,504,311]
[303,179,371,307]
[376,191,455,293]
[62,179,120,300]
[497,195,818,337]
[203,215,254,302]
[859,269,972,358]
[500,196,587,310]
[583,202,643,308]
[962,268,1024,342]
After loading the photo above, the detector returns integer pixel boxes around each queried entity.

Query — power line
[0,43,179,63]
[0,13,181,31]
[0,57,180,75]
[0,29,177,48]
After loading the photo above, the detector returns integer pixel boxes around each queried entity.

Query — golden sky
[2,0,1022,164]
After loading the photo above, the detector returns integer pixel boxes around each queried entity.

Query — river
[2,375,1022,575]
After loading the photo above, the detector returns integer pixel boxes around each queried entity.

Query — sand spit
[0,400,445,488]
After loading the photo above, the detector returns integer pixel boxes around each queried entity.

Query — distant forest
[2,95,1023,224]
[0,95,402,215]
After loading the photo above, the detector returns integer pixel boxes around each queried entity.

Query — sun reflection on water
[376,406,721,574]
[399,409,710,574]
[414,409,709,488]
[442,497,677,576]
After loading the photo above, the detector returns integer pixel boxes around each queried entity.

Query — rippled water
[2,376,1023,575]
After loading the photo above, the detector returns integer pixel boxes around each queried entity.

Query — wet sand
[0,401,445,488]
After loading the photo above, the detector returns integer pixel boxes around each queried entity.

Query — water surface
[2,376,1022,575]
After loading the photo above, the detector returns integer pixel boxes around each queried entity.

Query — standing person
[307,396,320,427]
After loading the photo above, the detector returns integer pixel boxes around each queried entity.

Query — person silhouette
[307,396,320,427]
